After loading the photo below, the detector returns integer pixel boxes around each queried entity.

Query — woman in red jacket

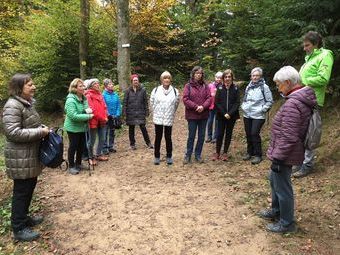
[85,79,108,165]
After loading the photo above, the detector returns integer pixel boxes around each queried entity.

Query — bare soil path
[37,103,276,255]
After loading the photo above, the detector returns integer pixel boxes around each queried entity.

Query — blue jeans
[88,127,106,158]
[270,165,294,227]
[206,109,218,140]
[186,119,207,159]
[103,124,115,153]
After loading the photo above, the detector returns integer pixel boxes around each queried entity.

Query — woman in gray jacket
[2,74,49,242]
[241,67,273,164]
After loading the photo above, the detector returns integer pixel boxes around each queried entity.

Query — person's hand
[224,113,230,119]
[196,105,204,112]
[89,113,94,119]
[85,108,93,114]
[41,126,49,137]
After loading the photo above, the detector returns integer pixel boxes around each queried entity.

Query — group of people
[1,31,333,242]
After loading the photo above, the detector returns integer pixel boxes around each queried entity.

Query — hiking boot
[27,215,44,227]
[154,157,160,165]
[109,148,117,153]
[211,139,216,144]
[76,164,87,171]
[14,228,40,242]
[103,150,110,155]
[195,157,204,163]
[166,157,173,165]
[293,165,311,178]
[242,153,252,161]
[266,222,296,234]
[251,156,262,165]
[130,145,137,150]
[205,138,212,143]
[258,209,279,220]
[220,153,228,161]
[211,153,220,161]
[147,143,154,149]
[97,155,109,161]
[69,167,79,175]
[183,156,191,165]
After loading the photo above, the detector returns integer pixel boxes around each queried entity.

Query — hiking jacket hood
[267,86,317,165]
[64,93,92,133]
[299,47,334,107]
[2,96,45,179]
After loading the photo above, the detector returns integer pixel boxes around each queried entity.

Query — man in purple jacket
[183,66,211,164]
[259,66,317,233]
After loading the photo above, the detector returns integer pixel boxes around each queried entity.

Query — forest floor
[0,101,339,255]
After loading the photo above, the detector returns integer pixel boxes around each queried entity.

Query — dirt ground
[1,102,339,255]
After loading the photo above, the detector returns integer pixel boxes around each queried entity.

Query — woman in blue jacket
[102,79,121,153]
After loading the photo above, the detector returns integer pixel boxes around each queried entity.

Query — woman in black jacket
[212,69,240,161]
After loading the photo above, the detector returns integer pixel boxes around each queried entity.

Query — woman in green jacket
[64,78,93,174]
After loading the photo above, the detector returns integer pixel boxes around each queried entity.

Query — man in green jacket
[293,31,334,178]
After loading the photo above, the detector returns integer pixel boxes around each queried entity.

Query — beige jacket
[2,96,45,179]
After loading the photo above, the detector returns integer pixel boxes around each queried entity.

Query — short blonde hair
[68,78,83,93]
[160,71,172,81]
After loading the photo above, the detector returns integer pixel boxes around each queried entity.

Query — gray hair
[273,66,301,85]
[215,71,223,78]
[160,71,172,81]
[250,67,263,76]
[103,78,112,87]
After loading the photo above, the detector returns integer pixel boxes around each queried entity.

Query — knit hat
[86,78,100,89]
[131,74,139,81]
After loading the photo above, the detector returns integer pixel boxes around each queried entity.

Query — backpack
[39,128,64,168]
[304,107,322,150]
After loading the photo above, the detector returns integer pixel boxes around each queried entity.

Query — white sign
[122,44,130,48]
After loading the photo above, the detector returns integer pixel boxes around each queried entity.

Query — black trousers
[67,131,86,168]
[154,124,173,158]
[216,118,236,154]
[128,124,151,146]
[11,177,37,233]
[243,117,265,157]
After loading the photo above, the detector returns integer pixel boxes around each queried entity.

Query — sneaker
[293,165,311,178]
[251,156,262,165]
[195,157,204,163]
[69,167,79,175]
[183,156,191,165]
[258,209,279,220]
[97,155,109,161]
[27,215,44,227]
[109,148,117,153]
[166,157,173,165]
[266,222,296,234]
[14,228,40,242]
[130,145,137,150]
[220,153,228,161]
[242,153,252,161]
[211,153,220,161]
[147,143,154,149]
[103,150,110,155]
[154,157,160,165]
[205,138,212,143]
[75,164,87,171]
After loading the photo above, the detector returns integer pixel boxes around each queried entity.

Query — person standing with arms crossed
[293,31,334,178]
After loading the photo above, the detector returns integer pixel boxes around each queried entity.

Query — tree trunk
[79,0,90,80]
[116,0,131,91]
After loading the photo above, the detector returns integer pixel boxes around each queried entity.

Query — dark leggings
[216,118,236,154]
[67,131,86,167]
[243,117,265,157]
[154,125,173,158]
[12,178,37,232]
[128,124,151,146]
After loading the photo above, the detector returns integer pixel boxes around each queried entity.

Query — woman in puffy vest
[150,71,180,165]
[2,74,49,242]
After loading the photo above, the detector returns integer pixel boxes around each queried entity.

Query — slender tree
[116,0,131,90]
[79,0,90,79]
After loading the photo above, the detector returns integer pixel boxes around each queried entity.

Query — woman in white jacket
[150,71,180,165]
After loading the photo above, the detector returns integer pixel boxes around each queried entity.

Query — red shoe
[220,153,228,161]
[211,153,220,161]
[97,155,109,161]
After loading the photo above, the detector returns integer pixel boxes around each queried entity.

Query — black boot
[14,227,40,242]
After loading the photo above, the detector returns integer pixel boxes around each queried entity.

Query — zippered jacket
[85,89,107,128]
[123,86,149,125]
[150,85,179,126]
[102,90,121,117]
[299,47,334,107]
[64,93,92,133]
[215,83,240,120]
